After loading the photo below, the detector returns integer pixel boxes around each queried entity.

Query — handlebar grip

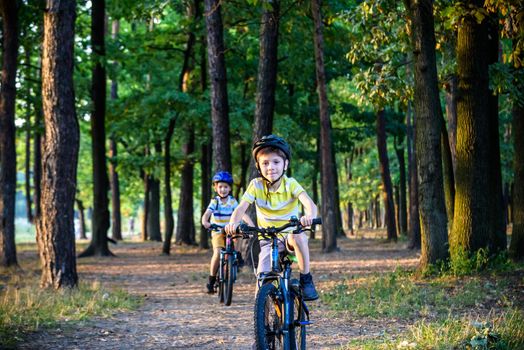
[312,218,322,225]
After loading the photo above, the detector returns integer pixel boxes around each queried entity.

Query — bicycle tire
[254,282,285,350]
[217,259,225,303]
[224,254,235,306]
[289,296,306,350]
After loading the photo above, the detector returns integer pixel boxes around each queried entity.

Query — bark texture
[404,0,448,265]
[37,0,79,288]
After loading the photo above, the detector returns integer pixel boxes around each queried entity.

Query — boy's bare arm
[201,209,213,228]
[298,191,318,226]
[242,213,255,226]
[225,200,250,234]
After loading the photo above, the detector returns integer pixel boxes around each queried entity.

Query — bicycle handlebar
[236,216,322,239]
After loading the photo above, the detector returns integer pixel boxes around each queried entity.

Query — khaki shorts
[211,232,225,249]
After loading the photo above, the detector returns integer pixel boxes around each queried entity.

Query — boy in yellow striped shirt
[225,135,319,301]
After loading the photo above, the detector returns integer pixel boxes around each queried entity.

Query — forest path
[18,231,419,350]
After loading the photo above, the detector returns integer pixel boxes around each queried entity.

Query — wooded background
[0,0,522,289]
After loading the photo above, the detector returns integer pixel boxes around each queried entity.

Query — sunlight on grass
[322,271,509,319]
[325,268,524,350]
[339,309,524,350]
[0,273,142,347]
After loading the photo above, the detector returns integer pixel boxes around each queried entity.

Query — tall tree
[450,0,492,259]
[486,16,506,252]
[164,0,199,254]
[0,0,20,267]
[376,110,397,241]
[242,0,282,265]
[109,20,122,241]
[508,1,524,260]
[37,0,79,288]
[79,0,112,256]
[24,48,34,224]
[147,143,162,242]
[312,0,337,252]
[175,130,196,245]
[403,0,448,266]
[510,99,524,260]
[394,139,407,235]
[204,0,231,172]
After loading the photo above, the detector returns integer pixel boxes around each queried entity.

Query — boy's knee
[289,232,308,246]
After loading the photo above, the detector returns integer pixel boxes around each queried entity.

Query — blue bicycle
[238,216,322,350]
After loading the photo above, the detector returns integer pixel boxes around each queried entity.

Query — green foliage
[0,274,142,347]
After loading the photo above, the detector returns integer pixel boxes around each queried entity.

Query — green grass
[0,272,142,347]
[322,272,511,319]
[338,310,524,350]
[323,269,524,349]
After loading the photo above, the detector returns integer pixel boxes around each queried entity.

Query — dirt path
[18,233,419,349]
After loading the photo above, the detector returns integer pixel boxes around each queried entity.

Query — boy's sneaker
[300,273,319,301]
[237,252,245,268]
[206,275,216,294]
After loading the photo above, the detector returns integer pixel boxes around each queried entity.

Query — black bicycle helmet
[252,135,291,161]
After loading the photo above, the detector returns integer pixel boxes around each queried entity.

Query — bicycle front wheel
[224,254,235,306]
[254,282,284,350]
[290,296,306,350]
[217,259,225,303]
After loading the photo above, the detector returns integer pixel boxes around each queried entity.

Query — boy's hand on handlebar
[225,223,238,235]
[300,215,314,227]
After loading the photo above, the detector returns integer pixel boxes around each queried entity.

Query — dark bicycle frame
[238,216,321,350]
[209,223,244,305]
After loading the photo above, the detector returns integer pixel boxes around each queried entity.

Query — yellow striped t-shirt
[241,176,305,235]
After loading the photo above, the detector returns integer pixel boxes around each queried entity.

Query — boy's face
[214,182,231,197]
[257,152,288,183]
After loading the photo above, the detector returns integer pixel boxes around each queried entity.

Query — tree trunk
[242,0,282,265]
[404,0,448,265]
[332,144,344,237]
[0,0,19,267]
[394,142,407,235]
[109,20,122,241]
[141,169,149,241]
[312,0,337,252]
[162,117,177,254]
[246,0,281,184]
[451,0,492,259]
[235,143,248,199]
[253,0,279,144]
[376,110,397,241]
[33,75,43,221]
[147,144,162,242]
[79,0,112,257]
[24,48,34,224]
[486,17,506,253]
[37,0,79,288]
[199,141,212,250]
[444,75,458,172]
[175,129,196,245]
[204,0,231,172]
[76,199,87,239]
[509,100,524,260]
[441,118,455,227]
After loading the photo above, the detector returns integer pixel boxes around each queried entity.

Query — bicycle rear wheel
[254,283,284,350]
[224,254,235,306]
[290,296,306,350]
